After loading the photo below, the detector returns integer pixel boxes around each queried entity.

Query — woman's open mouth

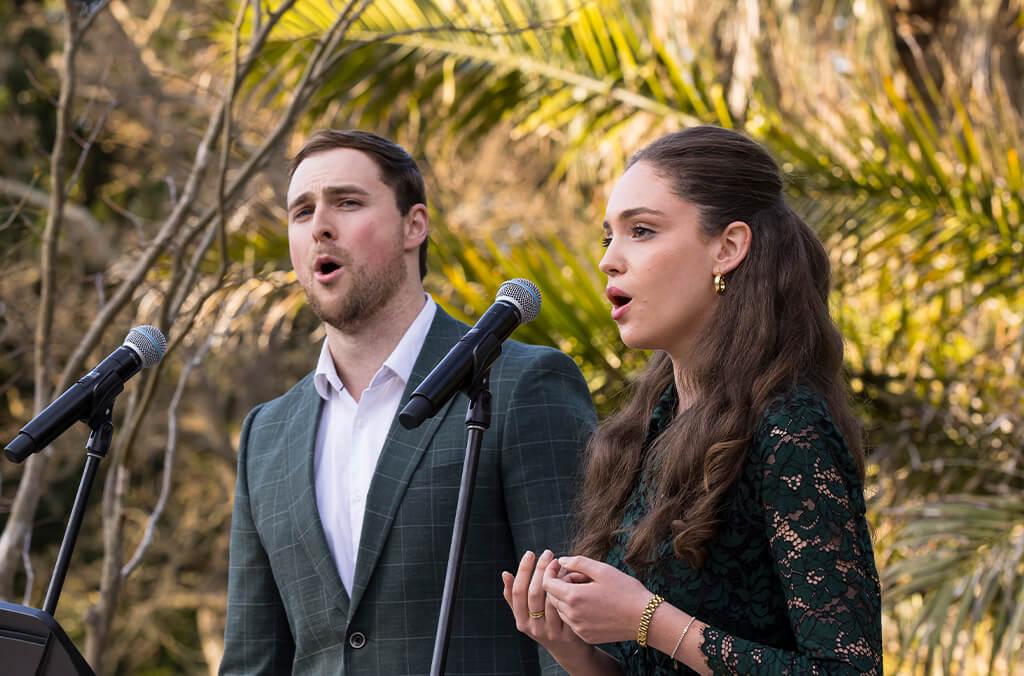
[606,287,633,321]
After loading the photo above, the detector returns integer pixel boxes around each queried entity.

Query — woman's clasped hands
[502,550,654,669]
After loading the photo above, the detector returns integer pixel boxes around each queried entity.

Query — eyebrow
[602,206,667,231]
[287,184,370,213]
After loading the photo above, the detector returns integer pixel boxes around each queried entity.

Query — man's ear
[713,220,752,274]
[404,204,429,251]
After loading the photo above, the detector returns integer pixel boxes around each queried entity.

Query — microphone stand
[44,402,114,617]
[429,369,492,676]
[0,398,117,675]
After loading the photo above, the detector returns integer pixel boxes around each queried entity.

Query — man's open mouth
[314,255,344,281]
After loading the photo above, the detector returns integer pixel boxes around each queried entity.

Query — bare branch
[138,0,172,45]
[0,177,106,240]
[165,2,246,323]
[94,273,106,308]
[164,176,177,206]
[251,0,262,35]
[84,461,128,671]
[231,0,301,91]
[65,100,116,197]
[0,0,99,600]
[58,0,305,387]
[0,175,35,233]
[121,333,217,580]
[53,94,225,395]
[100,191,147,238]
[21,531,33,606]
[37,1,86,413]
[107,0,170,79]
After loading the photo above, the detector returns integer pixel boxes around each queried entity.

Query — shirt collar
[313,295,437,400]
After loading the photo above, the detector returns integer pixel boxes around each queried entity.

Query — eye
[630,224,653,238]
[337,198,361,208]
[292,206,312,220]
[600,235,612,248]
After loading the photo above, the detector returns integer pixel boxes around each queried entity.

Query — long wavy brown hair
[574,126,863,570]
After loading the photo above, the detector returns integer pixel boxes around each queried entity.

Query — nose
[311,206,337,243]
[598,240,622,277]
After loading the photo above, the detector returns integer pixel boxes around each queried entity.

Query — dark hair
[290,129,428,279]
[574,125,864,570]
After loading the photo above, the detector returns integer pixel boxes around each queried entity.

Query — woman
[502,126,882,674]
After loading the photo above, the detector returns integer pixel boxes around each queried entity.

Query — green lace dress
[601,386,882,674]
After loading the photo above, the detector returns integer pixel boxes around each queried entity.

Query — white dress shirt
[312,296,437,595]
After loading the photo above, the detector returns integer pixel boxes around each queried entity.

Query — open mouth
[606,287,633,320]
[314,255,344,281]
[606,286,632,307]
[608,292,631,308]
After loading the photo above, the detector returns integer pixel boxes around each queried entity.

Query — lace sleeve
[700,399,883,675]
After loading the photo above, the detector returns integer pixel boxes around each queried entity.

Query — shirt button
[348,631,366,649]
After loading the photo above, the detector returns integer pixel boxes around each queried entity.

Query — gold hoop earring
[713,273,726,295]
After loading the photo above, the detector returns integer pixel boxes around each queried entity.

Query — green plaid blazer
[220,308,596,675]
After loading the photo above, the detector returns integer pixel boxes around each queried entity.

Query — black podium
[0,601,93,675]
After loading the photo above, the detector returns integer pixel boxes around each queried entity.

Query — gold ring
[528,609,545,619]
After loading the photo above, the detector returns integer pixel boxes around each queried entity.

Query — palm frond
[883,493,1024,673]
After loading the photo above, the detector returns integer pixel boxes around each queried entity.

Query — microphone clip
[83,384,121,459]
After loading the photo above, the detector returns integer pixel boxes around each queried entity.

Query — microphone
[399,279,541,429]
[4,325,168,463]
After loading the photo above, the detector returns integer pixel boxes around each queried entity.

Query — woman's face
[599,161,722,361]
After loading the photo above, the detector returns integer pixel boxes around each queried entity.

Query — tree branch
[0,177,105,241]
[120,332,216,581]
[0,0,100,601]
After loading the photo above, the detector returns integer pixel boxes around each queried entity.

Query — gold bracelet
[670,615,698,670]
[636,594,664,648]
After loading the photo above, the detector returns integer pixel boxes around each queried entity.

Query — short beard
[306,249,408,332]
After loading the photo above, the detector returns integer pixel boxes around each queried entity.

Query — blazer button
[348,631,367,649]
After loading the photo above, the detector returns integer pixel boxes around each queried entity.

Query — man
[220,130,596,675]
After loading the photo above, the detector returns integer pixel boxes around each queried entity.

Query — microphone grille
[496,279,542,324]
[124,325,168,368]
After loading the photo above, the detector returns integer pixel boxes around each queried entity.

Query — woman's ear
[713,221,752,274]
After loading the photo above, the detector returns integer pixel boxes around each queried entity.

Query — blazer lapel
[284,376,351,617]
[348,309,466,617]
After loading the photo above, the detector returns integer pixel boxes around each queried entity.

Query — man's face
[286,147,413,331]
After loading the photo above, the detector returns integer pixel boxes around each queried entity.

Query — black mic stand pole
[429,370,492,676]
[44,403,114,616]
